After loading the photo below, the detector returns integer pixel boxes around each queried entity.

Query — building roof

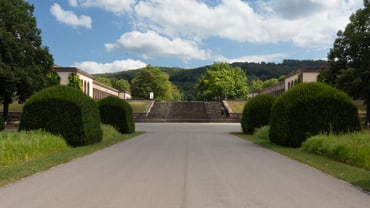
[54,66,94,79]
[285,67,324,78]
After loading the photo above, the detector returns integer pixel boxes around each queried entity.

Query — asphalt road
[0,123,369,208]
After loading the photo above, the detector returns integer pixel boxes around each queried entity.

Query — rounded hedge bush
[19,86,102,147]
[269,82,361,147]
[241,94,276,134]
[0,116,4,131]
[98,96,135,134]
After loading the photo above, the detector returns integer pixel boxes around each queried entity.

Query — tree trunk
[366,99,370,127]
[2,97,10,124]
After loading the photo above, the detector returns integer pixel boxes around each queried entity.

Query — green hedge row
[241,94,276,134]
[98,96,135,134]
[19,86,102,147]
[269,83,361,147]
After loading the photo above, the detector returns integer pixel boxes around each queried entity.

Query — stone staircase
[139,101,237,122]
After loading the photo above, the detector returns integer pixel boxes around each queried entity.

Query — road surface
[0,123,369,207]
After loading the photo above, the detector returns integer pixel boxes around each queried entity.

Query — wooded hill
[95,59,327,100]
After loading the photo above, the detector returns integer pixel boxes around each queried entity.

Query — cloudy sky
[26,0,363,74]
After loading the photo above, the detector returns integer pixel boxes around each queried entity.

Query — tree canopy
[0,0,58,121]
[320,0,370,124]
[196,62,248,100]
[131,65,181,101]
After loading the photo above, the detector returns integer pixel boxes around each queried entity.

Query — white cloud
[133,0,363,49]
[216,53,289,63]
[73,59,147,74]
[50,3,92,29]
[69,0,79,7]
[76,0,136,15]
[106,30,212,61]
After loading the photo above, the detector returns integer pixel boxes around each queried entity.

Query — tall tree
[131,65,180,101]
[196,62,248,100]
[112,78,130,92]
[0,0,58,122]
[320,0,370,125]
[95,77,113,87]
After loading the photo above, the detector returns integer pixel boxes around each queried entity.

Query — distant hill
[95,59,327,100]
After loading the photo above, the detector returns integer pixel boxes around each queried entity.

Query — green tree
[0,0,58,122]
[112,78,130,92]
[131,65,180,100]
[250,79,264,92]
[320,0,370,124]
[262,78,279,89]
[196,62,248,100]
[95,77,112,87]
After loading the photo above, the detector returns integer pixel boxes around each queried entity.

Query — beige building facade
[54,66,131,100]
[250,68,323,97]
[285,69,321,90]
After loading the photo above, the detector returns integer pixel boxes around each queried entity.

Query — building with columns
[54,66,131,100]
[249,67,323,98]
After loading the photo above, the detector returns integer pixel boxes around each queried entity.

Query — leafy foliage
[320,1,370,124]
[19,86,102,147]
[131,65,181,100]
[241,94,276,134]
[67,73,82,90]
[98,96,135,134]
[196,62,248,100]
[95,77,112,87]
[0,0,59,122]
[93,77,131,92]
[112,78,130,92]
[250,78,279,91]
[270,83,361,147]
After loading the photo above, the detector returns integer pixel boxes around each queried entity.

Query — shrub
[19,86,102,147]
[270,83,361,147]
[241,94,276,134]
[98,96,135,134]
[0,117,4,131]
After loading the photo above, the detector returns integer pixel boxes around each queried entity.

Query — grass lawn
[0,125,143,187]
[126,100,151,113]
[0,103,24,112]
[233,131,370,192]
[226,100,247,113]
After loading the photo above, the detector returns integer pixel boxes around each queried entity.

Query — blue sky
[26,0,363,74]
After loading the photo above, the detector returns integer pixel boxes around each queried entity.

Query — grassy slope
[126,100,150,113]
[226,100,247,113]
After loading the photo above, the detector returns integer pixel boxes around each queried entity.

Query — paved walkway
[0,123,369,207]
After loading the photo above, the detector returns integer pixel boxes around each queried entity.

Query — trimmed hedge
[270,83,361,147]
[19,86,102,147]
[241,94,276,134]
[98,96,135,134]
[0,117,4,131]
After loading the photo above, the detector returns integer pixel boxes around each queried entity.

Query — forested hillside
[95,60,327,100]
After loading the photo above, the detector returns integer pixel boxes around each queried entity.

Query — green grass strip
[0,129,143,187]
[232,132,370,192]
